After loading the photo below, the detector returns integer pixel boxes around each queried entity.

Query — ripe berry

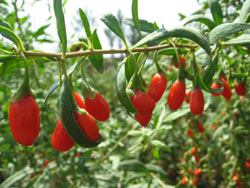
[174,56,187,68]
[194,168,202,176]
[221,76,232,100]
[197,122,205,133]
[234,82,247,96]
[9,94,40,146]
[191,147,197,155]
[190,88,204,115]
[85,92,110,121]
[131,91,155,115]
[193,177,198,186]
[181,176,188,185]
[147,73,167,102]
[245,160,250,169]
[134,113,152,127]
[211,81,222,96]
[167,80,186,110]
[187,128,193,137]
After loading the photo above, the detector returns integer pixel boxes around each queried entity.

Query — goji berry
[167,80,186,110]
[134,113,152,127]
[131,91,155,115]
[190,88,204,115]
[221,76,232,100]
[181,176,188,185]
[174,56,187,68]
[211,81,222,96]
[194,168,202,176]
[9,94,40,146]
[197,122,205,133]
[147,73,167,102]
[85,92,110,121]
[234,82,247,96]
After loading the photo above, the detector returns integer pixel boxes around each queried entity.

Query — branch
[23,43,198,59]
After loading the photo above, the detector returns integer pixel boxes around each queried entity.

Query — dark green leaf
[202,54,218,86]
[53,0,67,56]
[240,0,250,22]
[222,34,250,46]
[209,23,250,43]
[132,0,141,36]
[209,0,223,25]
[115,62,137,113]
[101,14,127,47]
[88,30,104,74]
[132,28,170,48]
[79,8,92,40]
[125,55,135,81]
[159,48,188,55]
[168,27,211,56]
[123,18,155,33]
[118,160,149,173]
[184,14,216,30]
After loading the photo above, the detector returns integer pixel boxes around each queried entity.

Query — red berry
[232,173,239,182]
[191,147,197,155]
[85,92,110,121]
[190,88,204,115]
[193,177,198,186]
[9,95,40,146]
[245,160,250,169]
[211,81,223,96]
[167,80,186,110]
[134,113,152,127]
[174,56,187,68]
[187,128,193,137]
[194,154,200,163]
[147,73,167,102]
[194,168,202,176]
[74,112,99,142]
[221,76,232,100]
[76,152,81,157]
[44,159,49,167]
[51,92,87,152]
[234,82,247,96]
[51,119,75,152]
[131,91,155,115]
[181,176,188,185]
[197,122,205,133]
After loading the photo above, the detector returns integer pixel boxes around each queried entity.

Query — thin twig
[150,172,167,188]
[23,43,198,59]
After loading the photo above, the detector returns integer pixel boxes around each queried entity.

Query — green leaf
[132,0,141,36]
[164,107,190,122]
[123,18,155,33]
[118,160,149,173]
[115,62,137,113]
[125,55,135,81]
[0,25,24,51]
[168,27,211,56]
[0,166,33,188]
[32,24,50,38]
[79,8,92,40]
[132,28,170,48]
[88,29,104,74]
[151,140,171,152]
[240,0,250,22]
[159,48,188,55]
[53,0,67,57]
[222,34,250,46]
[202,54,218,87]
[209,23,250,43]
[184,14,216,30]
[145,164,167,176]
[101,14,128,47]
[209,0,223,25]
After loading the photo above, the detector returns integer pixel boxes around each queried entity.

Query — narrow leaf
[145,164,167,176]
[116,62,137,113]
[164,107,190,122]
[53,0,67,57]
[240,0,250,22]
[209,23,250,43]
[101,14,127,47]
[88,29,104,74]
[169,27,211,56]
[123,18,155,33]
[132,28,170,48]
[184,14,216,30]
[125,55,135,81]
[202,54,218,86]
[151,140,171,152]
[132,0,141,36]
[79,8,92,40]
[209,0,223,25]
[118,160,149,173]
[222,34,250,46]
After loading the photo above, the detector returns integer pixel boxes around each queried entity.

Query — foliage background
[0,0,250,187]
